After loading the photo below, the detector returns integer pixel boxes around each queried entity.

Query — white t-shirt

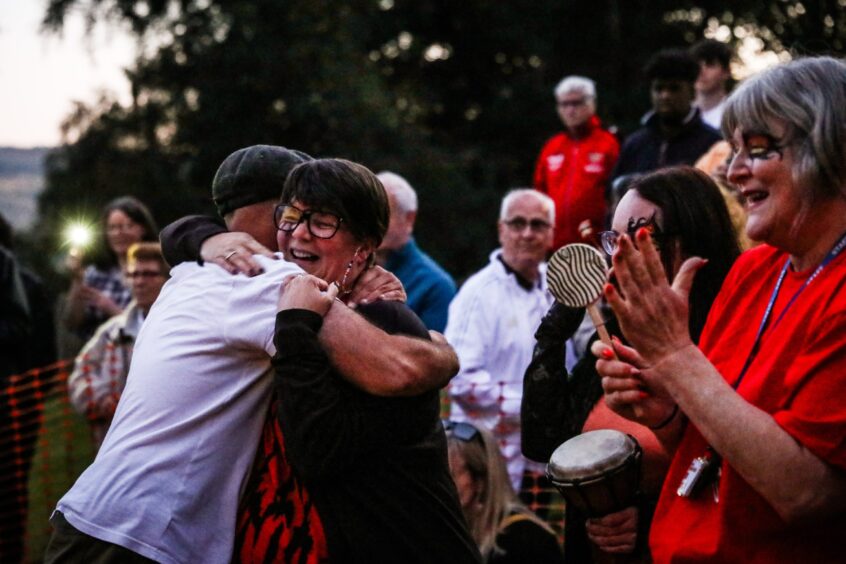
[700,99,725,130]
[57,255,301,564]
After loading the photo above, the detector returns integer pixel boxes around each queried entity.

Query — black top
[489,513,564,564]
[611,108,722,181]
[520,302,653,563]
[0,247,33,380]
[273,303,481,564]
[158,214,226,266]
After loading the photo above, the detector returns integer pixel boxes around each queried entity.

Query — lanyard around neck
[732,231,846,390]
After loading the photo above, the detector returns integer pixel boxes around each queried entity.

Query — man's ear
[406,210,417,233]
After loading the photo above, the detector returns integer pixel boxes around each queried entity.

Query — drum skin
[547,429,642,517]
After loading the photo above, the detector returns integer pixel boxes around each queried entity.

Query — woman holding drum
[522,166,740,561]
[594,56,846,562]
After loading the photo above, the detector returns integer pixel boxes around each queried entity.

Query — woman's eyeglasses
[274,204,343,239]
[599,217,666,256]
[442,419,481,442]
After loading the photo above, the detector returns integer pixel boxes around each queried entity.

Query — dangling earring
[338,247,363,295]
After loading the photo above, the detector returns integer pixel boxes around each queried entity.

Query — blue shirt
[383,239,456,332]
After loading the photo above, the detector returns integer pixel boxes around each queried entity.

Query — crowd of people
[1,40,845,564]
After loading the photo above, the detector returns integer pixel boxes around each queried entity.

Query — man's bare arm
[320,301,458,397]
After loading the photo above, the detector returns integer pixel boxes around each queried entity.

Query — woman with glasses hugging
[521,166,740,562]
[233,159,480,563]
[444,420,565,563]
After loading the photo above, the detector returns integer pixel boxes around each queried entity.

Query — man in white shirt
[46,146,457,564]
[445,189,556,492]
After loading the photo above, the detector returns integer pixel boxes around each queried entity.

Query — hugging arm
[320,302,457,397]
[159,215,228,266]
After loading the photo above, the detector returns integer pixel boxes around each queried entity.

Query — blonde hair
[127,242,169,276]
[447,424,555,559]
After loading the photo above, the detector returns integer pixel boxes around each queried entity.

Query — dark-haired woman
[63,196,158,341]
[522,166,740,562]
[234,158,480,563]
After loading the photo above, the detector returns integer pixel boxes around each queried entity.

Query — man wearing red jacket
[534,76,620,250]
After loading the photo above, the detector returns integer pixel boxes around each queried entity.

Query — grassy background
[24,393,95,562]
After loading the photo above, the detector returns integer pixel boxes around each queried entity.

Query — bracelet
[649,404,679,431]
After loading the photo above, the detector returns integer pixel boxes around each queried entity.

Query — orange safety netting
[4,362,565,562]
[1,359,97,563]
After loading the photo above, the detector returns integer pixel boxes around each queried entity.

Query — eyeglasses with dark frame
[126,269,164,280]
[502,217,552,234]
[557,98,589,108]
[442,419,482,443]
[599,217,667,257]
[274,204,344,239]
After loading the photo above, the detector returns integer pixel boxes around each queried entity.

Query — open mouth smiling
[288,248,318,262]
[741,189,768,206]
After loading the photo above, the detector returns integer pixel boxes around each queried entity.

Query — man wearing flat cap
[46,146,459,563]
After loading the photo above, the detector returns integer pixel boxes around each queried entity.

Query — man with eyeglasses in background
[445,189,556,498]
[533,75,620,250]
[68,242,169,448]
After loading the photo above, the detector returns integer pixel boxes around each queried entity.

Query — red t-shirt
[650,244,846,563]
[533,116,620,250]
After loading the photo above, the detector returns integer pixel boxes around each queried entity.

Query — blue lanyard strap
[732,231,846,390]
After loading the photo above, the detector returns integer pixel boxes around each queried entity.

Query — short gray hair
[499,189,555,225]
[554,75,596,100]
[722,56,846,203]
[377,171,418,212]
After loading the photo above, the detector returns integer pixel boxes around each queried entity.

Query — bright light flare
[64,222,94,249]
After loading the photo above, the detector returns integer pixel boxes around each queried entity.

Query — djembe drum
[547,429,642,518]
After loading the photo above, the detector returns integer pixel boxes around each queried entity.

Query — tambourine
[546,243,611,344]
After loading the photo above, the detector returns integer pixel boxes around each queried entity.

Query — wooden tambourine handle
[587,302,612,347]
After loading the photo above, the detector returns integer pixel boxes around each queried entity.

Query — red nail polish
[637,227,649,238]
[639,391,648,399]
[601,349,614,360]
[604,283,614,294]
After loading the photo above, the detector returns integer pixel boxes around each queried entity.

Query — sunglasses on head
[442,419,482,443]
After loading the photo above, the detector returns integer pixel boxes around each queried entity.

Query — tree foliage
[37,0,843,280]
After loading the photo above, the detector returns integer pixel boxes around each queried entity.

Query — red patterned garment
[234,396,328,563]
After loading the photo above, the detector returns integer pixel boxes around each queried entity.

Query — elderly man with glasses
[534,75,620,251]
[445,189,556,496]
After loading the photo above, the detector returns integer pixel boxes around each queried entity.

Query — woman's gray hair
[722,56,846,203]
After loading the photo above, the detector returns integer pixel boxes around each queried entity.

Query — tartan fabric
[76,266,132,339]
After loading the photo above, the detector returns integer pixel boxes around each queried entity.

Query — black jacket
[520,302,653,563]
[274,304,481,564]
[612,107,722,182]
